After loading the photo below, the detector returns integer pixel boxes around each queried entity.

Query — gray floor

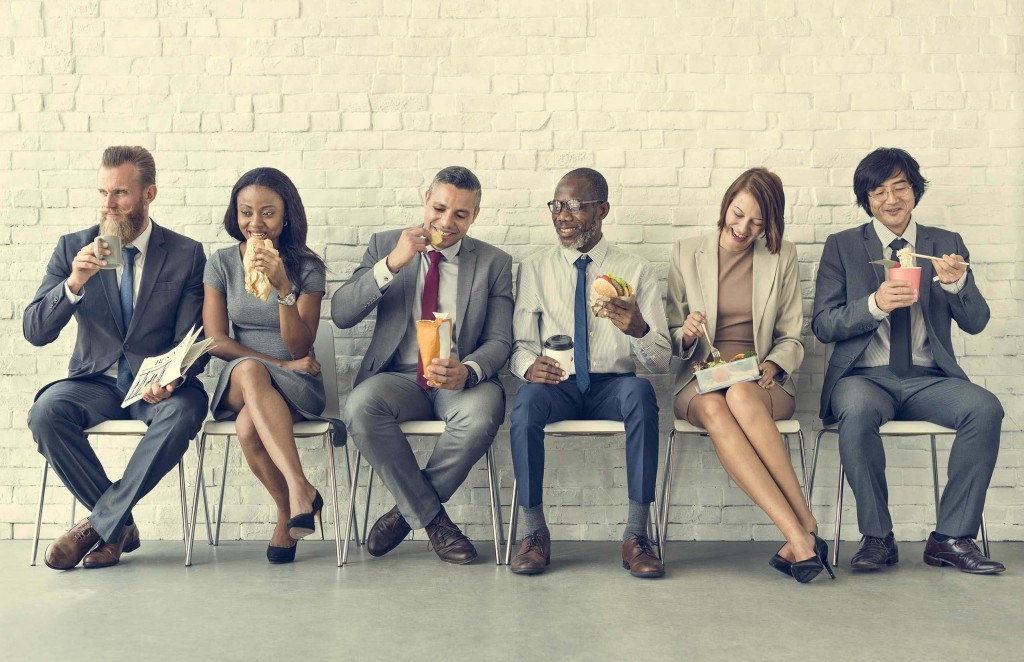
[3,539,1021,661]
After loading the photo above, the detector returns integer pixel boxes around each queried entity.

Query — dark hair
[429,166,482,206]
[561,167,609,202]
[223,168,327,287]
[853,147,929,217]
[102,145,156,188]
[717,167,786,254]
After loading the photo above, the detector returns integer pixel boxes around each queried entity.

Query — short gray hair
[429,166,481,207]
[101,145,156,188]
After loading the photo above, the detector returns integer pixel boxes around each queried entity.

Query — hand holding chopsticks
[908,252,969,267]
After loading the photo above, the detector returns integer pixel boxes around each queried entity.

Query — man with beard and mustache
[507,168,672,577]
[24,145,209,570]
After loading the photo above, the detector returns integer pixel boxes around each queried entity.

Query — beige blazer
[667,231,804,398]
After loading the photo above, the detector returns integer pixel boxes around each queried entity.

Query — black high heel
[791,534,836,584]
[768,545,793,577]
[267,539,298,564]
[286,490,324,540]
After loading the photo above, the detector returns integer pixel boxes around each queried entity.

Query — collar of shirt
[871,217,917,253]
[125,218,154,258]
[559,236,608,269]
[427,238,462,262]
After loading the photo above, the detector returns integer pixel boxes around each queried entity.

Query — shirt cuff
[631,325,661,361]
[464,360,483,382]
[64,280,83,304]
[373,258,396,291]
[939,271,968,294]
[867,292,887,321]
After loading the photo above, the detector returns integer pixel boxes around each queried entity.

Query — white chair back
[313,321,341,421]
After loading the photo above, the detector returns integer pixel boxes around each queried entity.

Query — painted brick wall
[1,0,1021,544]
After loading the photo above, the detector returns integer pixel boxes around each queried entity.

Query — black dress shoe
[367,505,412,557]
[790,535,836,584]
[267,540,298,564]
[923,534,1005,574]
[424,507,477,565]
[850,532,899,570]
[769,547,793,577]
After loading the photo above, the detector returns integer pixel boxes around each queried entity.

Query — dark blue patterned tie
[888,238,911,376]
[574,254,592,393]
[117,246,139,394]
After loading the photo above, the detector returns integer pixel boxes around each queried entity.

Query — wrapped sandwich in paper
[416,312,453,380]
[244,238,278,301]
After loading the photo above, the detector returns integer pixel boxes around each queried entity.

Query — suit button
[124,343,131,351]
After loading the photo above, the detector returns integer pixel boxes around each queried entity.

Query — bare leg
[234,407,294,549]
[690,392,815,561]
[224,360,316,518]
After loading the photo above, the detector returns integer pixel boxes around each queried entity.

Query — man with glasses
[507,168,671,577]
[812,147,1005,574]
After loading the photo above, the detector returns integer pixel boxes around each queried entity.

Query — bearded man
[24,145,209,570]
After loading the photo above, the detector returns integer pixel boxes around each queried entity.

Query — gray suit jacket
[23,222,209,396]
[811,221,988,424]
[331,230,514,388]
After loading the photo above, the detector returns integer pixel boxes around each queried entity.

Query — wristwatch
[277,291,297,306]
[464,367,481,389]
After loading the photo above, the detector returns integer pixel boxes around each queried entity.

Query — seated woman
[667,167,832,583]
[203,167,329,564]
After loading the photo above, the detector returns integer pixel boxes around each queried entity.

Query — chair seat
[203,419,331,437]
[821,420,955,435]
[544,420,625,435]
[674,418,800,435]
[84,420,149,435]
[399,420,446,436]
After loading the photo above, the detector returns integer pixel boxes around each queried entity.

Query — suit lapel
[915,225,934,317]
[127,223,166,338]
[861,223,885,289]
[100,268,126,338]
[455,237,477,353]
[751,238,778,341]
[694,232,719,339]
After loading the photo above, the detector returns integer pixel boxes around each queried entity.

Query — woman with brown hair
[667,167,832,583]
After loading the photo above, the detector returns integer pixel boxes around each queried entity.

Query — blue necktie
[574,254,592,393]
[117,246,139,394]
[888,238,911,376]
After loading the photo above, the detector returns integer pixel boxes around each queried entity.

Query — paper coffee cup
[93,234,122,270]
[888,266,921,294]
[542,335,573,380]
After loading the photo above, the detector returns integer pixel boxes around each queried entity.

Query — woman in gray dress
[203,168,328,563]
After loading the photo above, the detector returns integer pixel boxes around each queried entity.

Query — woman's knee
[233,410,263,451]
[231,360,271,394]
[690,394,731,429]
[724,383,769,419]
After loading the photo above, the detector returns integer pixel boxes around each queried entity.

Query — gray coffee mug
[93,234,122,269]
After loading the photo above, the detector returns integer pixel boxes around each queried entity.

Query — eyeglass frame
[547,199,606,214]
[867,183,913,201]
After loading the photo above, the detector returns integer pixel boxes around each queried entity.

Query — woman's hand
[758,360,782,389]
[281,356,320,375]
[252,245,292,297]
[680,310,707,349]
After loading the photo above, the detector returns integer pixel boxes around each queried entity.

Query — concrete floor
[2,539,1021,661]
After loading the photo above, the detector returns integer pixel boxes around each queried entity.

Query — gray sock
[623,500,650,541]
[520,504,548,537]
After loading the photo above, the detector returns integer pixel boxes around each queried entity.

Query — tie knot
[428,250,443,266]
[575,254,591,270]
[889,238,907,251]
[123,246,139,261]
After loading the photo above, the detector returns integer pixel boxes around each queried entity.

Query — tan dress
[674,245,795,423]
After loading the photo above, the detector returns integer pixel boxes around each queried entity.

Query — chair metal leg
[30,461,48,566]
[488,448,505,546]
[485,448,502,565]
[649,498,663,560]
[929,435,941,524]
[69,495,76,526]
[362,467,375,540]
[504,478,519,566]
[833,464,845,568]
[343,447,360,545]
[185,432,208,567]
[980,513,991,558]
[178,460,188,551]
[341,450,362,566]
[214,437,231,546]
[796,430,809,509]
[199,464,213,546]
[809,428,831,506]
[659,430,677,542]
[325,435,343,567]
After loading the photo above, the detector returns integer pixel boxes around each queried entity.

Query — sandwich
[591,272,633,298]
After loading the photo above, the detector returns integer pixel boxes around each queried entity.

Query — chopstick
[906,252,969,267]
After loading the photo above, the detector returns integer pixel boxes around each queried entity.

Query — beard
[99,204,147,244]
[561,224,598,251]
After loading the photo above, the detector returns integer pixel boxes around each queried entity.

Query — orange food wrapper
[416,312,452,379]
[243,238,278,301]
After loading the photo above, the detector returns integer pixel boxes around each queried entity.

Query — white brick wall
[1,0,1021,543]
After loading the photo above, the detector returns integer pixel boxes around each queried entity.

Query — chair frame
[342,421,504,566]
[658,418,807,559]
[30,421,190,566]
[503,420,663,566]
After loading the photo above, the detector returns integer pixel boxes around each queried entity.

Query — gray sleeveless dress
[204,246,327,421]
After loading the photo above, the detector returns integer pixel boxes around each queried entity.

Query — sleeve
[373,258,397,291]
[23,234,81,347]
[811,234,882,344]
[509,260,543,380]
[762,245,805,382]
[203,249,227,294]
[629,261,672,374]
[300,260,327,294]
[666,241,702,364]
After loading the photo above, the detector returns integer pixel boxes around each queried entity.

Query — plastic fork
[700,321,721,362]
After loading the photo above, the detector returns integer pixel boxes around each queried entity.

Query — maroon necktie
[417,250,444,389]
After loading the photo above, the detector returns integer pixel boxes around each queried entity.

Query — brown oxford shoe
[424,507,477,565]
[366,505,412,557]
[923,534,1005,575]
[510,530,551,575]
[83,523,140,569]
[622,534,665,578]
[44,518,101,570]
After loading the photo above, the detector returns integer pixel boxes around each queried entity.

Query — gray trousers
[341,372,504,529]
[831,367,1003,538]
[27,375,208,542]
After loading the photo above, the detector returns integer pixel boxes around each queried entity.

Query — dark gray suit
[812,222,1003,538]
[333,231,513,528]
[24,222,209,543]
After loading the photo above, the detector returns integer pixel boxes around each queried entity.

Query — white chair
[503,420,663,566]
[658,418,807,558]
[809,420,991,566]
[30,420,190,566]
[341,421,504,566]
[185,324,356,567]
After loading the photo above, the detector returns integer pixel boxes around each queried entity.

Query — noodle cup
[888,266,921,295]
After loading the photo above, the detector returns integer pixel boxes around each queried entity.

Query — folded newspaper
[121,325,214,407]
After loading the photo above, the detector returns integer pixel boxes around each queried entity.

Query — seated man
[332,166,512,564]
[812,147,1005,574]
[508,168,671,578]
[25,145,208,570]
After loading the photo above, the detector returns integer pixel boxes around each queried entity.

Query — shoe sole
[439,553,478,565]
[288,526,315,540]
[510,565,547,575]
[850,558,898,571]
[622,560,665,578]
[83,540,139,569]
[923,555,1005,574]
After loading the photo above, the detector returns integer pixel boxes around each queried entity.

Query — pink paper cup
[889,266,922,294]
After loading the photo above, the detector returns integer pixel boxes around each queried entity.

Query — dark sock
[622,500,650,541]
[932,531,951,542]
[520,504,548,537]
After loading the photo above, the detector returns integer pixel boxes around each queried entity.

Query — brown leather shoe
[622,534,665,578]
[510,530,551,575]
[424,507,477,564]
[366,505,412,557]
[44,518,100,570]
[923,534,1005,574]
[83,523,141,569]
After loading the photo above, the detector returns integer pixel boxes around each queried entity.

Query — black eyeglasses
[547,199,605,214]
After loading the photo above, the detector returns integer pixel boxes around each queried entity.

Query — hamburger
[591,272,633,298]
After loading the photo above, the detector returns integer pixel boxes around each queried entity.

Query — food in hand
[693,350,756,372]
[591,272,634,298]
[896,246,914,268]
[243,238,278,301]
[430,229,443,246]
